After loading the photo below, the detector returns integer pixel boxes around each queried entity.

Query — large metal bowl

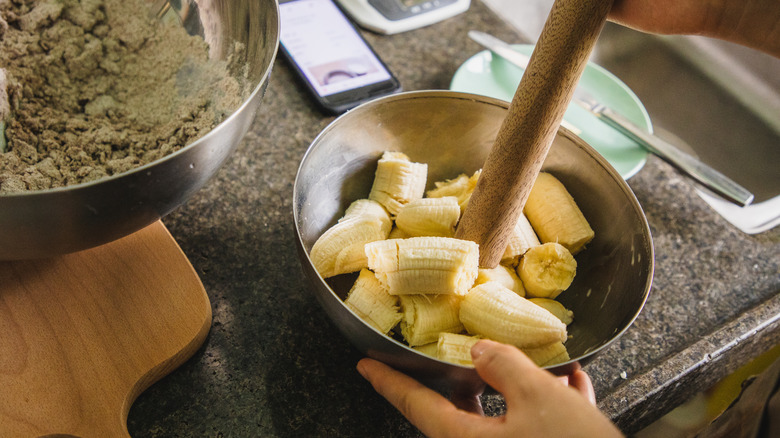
[0,0,279,260]
[294,91,654,391]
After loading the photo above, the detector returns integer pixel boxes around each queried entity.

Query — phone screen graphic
[280,0,393,98]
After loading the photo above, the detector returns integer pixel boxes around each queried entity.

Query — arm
[609,0,780,58]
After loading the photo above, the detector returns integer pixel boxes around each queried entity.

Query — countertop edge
[599,292,780,434]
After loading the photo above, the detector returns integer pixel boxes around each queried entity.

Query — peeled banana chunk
[365,236,479,296]
[399,294,464,347]
[529,298,574,325]
[388,226,409,239]
[426,169,481,212]
[476,264,525,297]
[395,196,461,238]
[517,242,577,299]
[524,172,594,255]
[345,269,402,334]
[309,212,392,278]
[310,200,392,278]
[501,213,541,266]
[343,198,392,222]
[413,341,439,358]
[460,281,567,349]
[368,151,428,216]
[437,332,481,366]
[333,242,373,277]
[522,341,571,367]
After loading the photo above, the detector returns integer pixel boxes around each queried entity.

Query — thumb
[470,340,553,401]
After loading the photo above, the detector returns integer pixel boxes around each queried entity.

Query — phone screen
[280,0,399,110]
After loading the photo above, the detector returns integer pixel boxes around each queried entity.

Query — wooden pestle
[455,0,614,268]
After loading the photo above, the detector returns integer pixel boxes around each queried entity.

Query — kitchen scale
[336,0,470,34]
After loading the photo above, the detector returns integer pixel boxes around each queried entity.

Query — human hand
[608,0,780,57]
[356,339,624,438]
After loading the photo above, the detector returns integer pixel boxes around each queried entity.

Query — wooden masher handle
[455,0,614,267]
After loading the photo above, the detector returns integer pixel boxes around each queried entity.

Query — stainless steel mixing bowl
[294,91,654,391]
[0,0,279,260]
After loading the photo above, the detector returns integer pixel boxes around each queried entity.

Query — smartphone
[279,0,402,114]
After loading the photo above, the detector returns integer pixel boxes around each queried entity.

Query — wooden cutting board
[0,220,212,437]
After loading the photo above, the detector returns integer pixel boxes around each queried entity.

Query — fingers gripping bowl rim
[293,90,654,391]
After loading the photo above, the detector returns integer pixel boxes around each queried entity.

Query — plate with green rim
[450,44,651,180]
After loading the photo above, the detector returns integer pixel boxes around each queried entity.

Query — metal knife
[468,30,754,207]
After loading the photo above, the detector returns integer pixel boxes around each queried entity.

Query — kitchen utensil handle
[597,107,754,206]
[455,0,615,267]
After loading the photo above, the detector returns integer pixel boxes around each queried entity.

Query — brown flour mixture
[0,0,244,194]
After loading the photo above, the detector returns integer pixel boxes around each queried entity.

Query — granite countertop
[127,1,780,435]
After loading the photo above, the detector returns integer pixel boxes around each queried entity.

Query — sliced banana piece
[387,226,409,239]
[524,172,594,254]
[310,199,392,278]
[413,341,439,358]
[460,281,567,349]
[343,198,391,220]
[437,332,481,366]
[426,169,481,212]
[399,294,464,346]
[333,243,374,276]
[368,151,428,216]
[501,213,541,266]
[517,242,577,299]
[345,269,402,334]
[522,341,570,367]
[365,236,479,295]
[529,298,574,325]
[476,264,525,297]
[395,196,460,237]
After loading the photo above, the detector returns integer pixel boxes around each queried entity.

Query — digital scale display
[336,0,470,34]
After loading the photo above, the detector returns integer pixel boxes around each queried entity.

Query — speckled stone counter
[126,1,780,436]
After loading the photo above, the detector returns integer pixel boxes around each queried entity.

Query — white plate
[451,44,652,179]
